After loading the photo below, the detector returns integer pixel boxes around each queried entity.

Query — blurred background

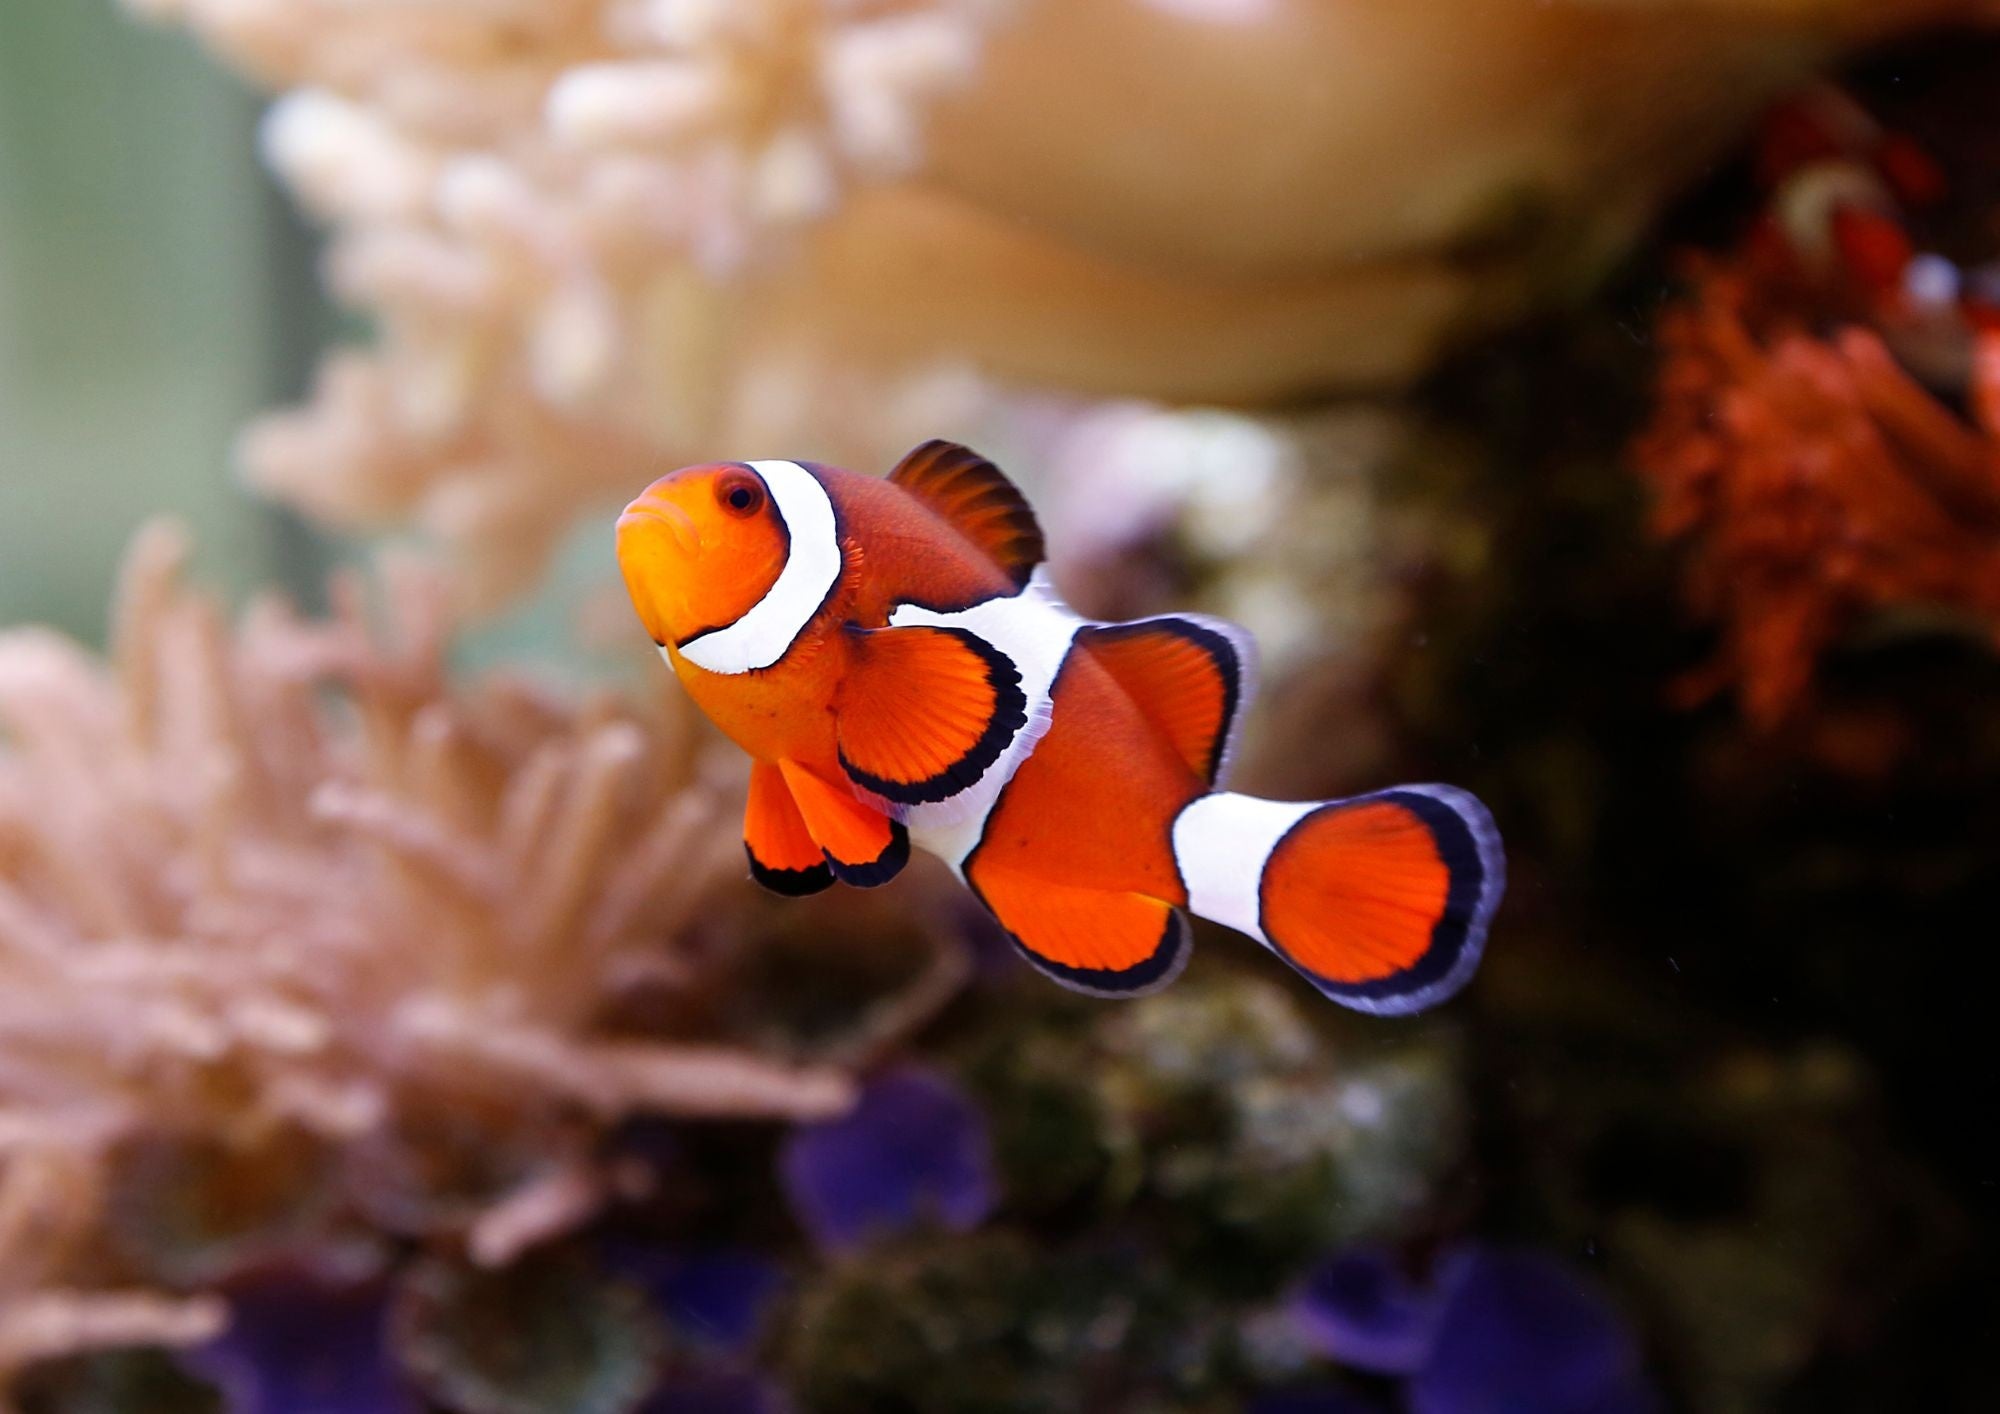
[3,2,1999,1412]
[0,1,320,627]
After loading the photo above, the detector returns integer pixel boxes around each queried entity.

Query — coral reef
[123,0,1009,606]
[5,956,1486,1412]
[1634,86,2000,729]
[125,0,1991,608]
[778,1066,995,1255]
[8,8,2000,1414]
[781,969,1471,1412]
[0,524,855,1389]
[1291,1245,1661,1413]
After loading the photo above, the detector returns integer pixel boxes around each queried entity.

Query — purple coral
[1291,1247,1439,1376]
[1289,1245,1659,1414]
[1409,1249,1658,1414]
[186,1278,414,1414]
[778,1066,997,1254]
[605,1246,786,1358]
[600,1240,792,1413]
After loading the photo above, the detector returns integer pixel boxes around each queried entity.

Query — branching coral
[0,523,853,1386]
[122,0,1007,606]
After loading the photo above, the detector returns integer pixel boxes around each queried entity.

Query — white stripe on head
[678,460,842,675]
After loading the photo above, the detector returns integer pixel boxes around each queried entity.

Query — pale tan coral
[0,522,856,1376]
[0,1149,226,1394]
[119,0,1006,603]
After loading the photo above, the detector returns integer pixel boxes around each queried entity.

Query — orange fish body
[617,443,1502,1010]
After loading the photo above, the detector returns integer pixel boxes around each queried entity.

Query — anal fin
[968,864,1189,998]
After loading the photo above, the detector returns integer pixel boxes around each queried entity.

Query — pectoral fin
[835,624,1027,809]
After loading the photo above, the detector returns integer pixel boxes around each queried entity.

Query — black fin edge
[1076,617,1244,786]
[839,628,1027,807]
[989,899,1191,999]
[1260,786,1504,1015]
[746,844,836,897]
[824,819,911,889]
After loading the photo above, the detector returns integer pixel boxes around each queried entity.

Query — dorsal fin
[1077,616,1256,787]
[887,440,1045,590]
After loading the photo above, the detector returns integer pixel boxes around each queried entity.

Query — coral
[163,1242,796,1413]
[0,523,853,1387]
[185,1276,412,1414]
[784,1230,1215,1414]
[766,969,1468,1410]
[750,0,2000,403]
[121,0,1009,607]
[124,1,1994,611]
[391,1252,664,1414]
[1020,399,1440,721]
[1632,86,2000,728]
[618,1248,783,1358]
[1402,1249,1657,1414]
[1290,1246,1659,1414]
[1289,1248,1437,1376]
[1637,264,2000,727]
[777,1066,995,1255]
[599,1243,792,1408]
[962,968,1467,1283]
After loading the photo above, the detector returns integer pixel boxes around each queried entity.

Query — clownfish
[615,442,1502,1012]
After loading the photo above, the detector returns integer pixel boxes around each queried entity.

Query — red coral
[1634,256,2000,730]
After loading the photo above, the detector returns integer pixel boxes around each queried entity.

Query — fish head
[617,463,792,649]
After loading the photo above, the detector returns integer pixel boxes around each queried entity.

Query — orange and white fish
[615,442,1502,1012]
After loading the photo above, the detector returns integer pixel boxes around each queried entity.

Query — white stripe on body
[1169,791,1318,945]
[677,460,842,676]
[889,568,1085,870]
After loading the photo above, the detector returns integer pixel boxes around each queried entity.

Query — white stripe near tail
[1171,784,1504,1015]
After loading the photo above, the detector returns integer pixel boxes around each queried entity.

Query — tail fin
[1171,786,1503,1015]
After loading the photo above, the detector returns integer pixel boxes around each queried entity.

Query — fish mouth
[617,500,702,556]
[616,498,703,645]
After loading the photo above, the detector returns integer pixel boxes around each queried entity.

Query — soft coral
[1632,90,2000,730]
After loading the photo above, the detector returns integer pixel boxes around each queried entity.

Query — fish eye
[717,473,764,517]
